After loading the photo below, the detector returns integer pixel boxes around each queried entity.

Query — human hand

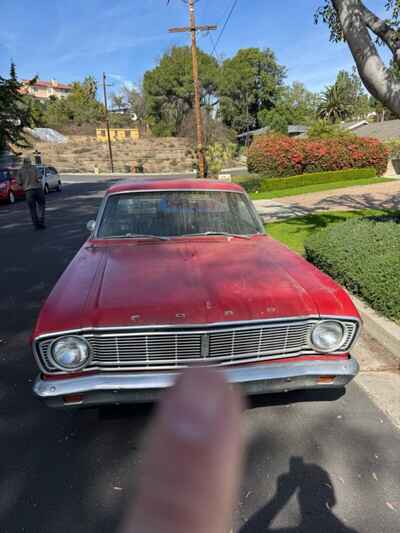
[121,368,243,533]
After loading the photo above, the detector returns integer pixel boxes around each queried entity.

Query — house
[20,79,72,101]
[350,119,400,141]
[237,124,308,145]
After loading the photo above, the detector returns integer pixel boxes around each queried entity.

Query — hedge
[247,134,389,177]
[237,167,376,194]
[304,217,400,321]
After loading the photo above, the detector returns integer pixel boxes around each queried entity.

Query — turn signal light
[63,394,84,405]
[317,376,336,384]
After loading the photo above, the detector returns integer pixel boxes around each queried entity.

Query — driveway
[254,180,400,221]
[0,182,400,532]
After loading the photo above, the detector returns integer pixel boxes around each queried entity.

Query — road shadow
[248,388,345,409]
[240,457,358,533]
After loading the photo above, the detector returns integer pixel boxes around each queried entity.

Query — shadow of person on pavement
[240,457,358,533]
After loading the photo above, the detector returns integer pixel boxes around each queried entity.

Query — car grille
[35,318,359,374]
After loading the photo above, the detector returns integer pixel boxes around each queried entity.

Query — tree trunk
[333,0,400,116]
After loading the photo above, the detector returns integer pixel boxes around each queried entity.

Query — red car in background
[0,168,25,204]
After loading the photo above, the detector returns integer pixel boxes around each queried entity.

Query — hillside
[23,136,197,174]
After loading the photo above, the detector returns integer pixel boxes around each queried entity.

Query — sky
[0,0,390,95]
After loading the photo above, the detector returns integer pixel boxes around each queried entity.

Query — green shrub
[247,134,389,177]
[237,167,376,193]
[384,139,400,159]
[206,142,237,176]
[304,217,400,321]
[307,120,354,139]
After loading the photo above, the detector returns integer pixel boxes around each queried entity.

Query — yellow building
[96,128,140,142]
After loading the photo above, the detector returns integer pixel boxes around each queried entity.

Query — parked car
[0,168,25,204]
[32,179,361,408]
[36,165,62,193]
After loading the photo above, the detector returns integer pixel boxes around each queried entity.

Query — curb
[61,171,196,177]
[60,167,247,178]
[352,295,400,362]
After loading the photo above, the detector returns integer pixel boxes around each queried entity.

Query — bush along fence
[237,167,376,194]
[304,216,400,322]
[247,134,389,177]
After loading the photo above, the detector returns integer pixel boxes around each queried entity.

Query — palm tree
[318,84,352,123]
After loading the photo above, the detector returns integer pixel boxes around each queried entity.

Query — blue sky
[0,0,389,95]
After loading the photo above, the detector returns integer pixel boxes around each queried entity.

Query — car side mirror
[87,220,96,233]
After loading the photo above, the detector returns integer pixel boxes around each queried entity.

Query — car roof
[107,178,244,195]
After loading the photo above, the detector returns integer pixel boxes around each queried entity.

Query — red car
[0,168,25,204]
[32,179,361,408]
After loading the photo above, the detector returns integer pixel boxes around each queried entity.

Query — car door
[36,166,45,190]
[46,167,58,189]
[9,170,24,197]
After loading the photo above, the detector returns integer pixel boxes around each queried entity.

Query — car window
[0,170,10,182]
[98,190,264,238]
[47,167,57,175]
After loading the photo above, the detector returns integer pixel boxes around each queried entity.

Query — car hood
[35,236,358,335]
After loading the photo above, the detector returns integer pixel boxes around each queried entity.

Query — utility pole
[169,1,216,178]
[102,72,114,173]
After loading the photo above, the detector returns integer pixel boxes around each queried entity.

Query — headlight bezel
[310,320,346,353]
[49,335,92,372]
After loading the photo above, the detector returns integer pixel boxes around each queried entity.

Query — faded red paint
[33,179,360,341]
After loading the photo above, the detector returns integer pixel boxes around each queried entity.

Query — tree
[334,68,371,118]
[258,82,320,133]
[43,76,105,129]
[307,119,354,138]
[0,63,37,149]
[111,84,147,129]
[318,83,352,122]
[316,0,400,116]
[218,48,287,133]
[316,68,371,123]
[143,46,219,136]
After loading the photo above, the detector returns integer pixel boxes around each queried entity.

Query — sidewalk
[254,180,400,221]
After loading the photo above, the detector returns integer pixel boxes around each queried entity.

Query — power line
[211,0,239,57]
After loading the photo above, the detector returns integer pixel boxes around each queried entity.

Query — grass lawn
[249,177,390,201]
[267,209,390,255]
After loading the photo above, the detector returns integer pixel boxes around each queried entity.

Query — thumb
[121,368,243,533]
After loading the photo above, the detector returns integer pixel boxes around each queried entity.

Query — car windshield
[97,190,264,239]
[0,170,10,182]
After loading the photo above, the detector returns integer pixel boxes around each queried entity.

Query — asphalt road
[1,181,400,533]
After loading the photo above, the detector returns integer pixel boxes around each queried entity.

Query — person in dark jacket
[17,157,46,229]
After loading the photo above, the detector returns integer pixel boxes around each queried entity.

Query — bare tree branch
[333,0,400,115]
[359,2,400,63]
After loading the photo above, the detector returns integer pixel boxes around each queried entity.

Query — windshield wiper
[183,232,253,240]
[106,234,170,241]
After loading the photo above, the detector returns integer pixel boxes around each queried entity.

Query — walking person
[17,157,46,230]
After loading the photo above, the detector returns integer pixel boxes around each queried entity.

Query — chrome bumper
[34,357,359,408]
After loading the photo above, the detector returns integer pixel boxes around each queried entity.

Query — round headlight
[50,336,91,371]
[311,321,345,353]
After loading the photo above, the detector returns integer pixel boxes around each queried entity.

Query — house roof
[352,119,400,141]
[340,120,369,131]
[237,127,270,139]
[22,79,72,90]
[288,125,308,134]
[237,124,308,139]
